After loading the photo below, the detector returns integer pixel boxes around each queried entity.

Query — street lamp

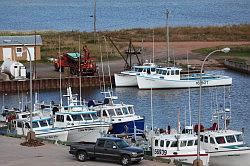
[193,47,230,166]
[3,40,33,134]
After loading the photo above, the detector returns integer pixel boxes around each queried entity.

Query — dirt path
[31,41,250,78]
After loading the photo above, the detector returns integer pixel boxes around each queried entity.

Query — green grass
[1,24,249,62]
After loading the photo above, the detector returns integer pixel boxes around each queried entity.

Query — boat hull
[66,124,110,143]
[137,75,232,89]
[114,73,137,87]
[36,130,68,142]
[208,149,250,166]
[109,118,145,135]
[156,153,209,166]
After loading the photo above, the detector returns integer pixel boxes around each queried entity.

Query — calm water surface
[1,69,250,144]
[0,0,249,31]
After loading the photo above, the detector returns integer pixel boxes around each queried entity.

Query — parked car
[69,137,144,165]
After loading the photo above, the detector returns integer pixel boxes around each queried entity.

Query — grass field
[0,24,249,62]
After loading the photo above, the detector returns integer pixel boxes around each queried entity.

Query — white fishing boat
[151,132,210,165]
[137,67,232,89]
[88,91,145,136]
[114,61,157,87]
[15,117,68,142]
[53,87,110,143]
[200,109,250,166]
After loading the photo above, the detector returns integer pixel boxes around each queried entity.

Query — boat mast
[59,35,63,107]
[187,51,192,127]
[152,29,155,63]
[78,35,82,106]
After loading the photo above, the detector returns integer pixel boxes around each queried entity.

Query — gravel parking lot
[0,136,174,166]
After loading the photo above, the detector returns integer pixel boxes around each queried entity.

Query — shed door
[27,47,34,61]
[3,48,12,60]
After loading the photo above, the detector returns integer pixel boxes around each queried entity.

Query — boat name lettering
[154,149,167,155]
[78,128,94,132]
[44,135,58,139]
[196,80,208,85]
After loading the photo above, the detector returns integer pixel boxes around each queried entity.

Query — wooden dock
[224,59,250,74]
[0,76,114,93]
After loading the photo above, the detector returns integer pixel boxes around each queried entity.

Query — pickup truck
[69,137,144,165]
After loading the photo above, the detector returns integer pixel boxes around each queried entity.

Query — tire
[121,155,131,166]
[76,151,87,162]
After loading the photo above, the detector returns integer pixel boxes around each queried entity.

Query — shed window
[16,47,23,57]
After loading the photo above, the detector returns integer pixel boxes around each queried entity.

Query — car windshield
[116,140,129,148]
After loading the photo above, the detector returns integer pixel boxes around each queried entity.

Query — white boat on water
[88,91,145,136]
[137,67,232,89]
[15,116,68,142]
[114,61,157,87]
[200,109,250,166]
[148,129,210,165]
[53,87,110,143]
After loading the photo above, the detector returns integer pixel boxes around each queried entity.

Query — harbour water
[0,0,249,31]
[1,69,250,144]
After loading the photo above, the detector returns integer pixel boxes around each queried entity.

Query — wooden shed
[0,35,42,62]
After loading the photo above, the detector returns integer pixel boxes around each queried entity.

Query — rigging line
[97,33,105,92]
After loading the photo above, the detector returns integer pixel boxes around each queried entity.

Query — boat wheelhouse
[137,67,232,89]
[114,62,156,87]
[88,91,144,136]
[53,110,110,143]
[15,117,68,142]
[151,133,209,165]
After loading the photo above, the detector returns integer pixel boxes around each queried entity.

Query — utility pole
[165,9,170,66]
[93,0,96,43]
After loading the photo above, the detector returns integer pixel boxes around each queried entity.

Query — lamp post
[193,47,230,166]
[3,39,33,133]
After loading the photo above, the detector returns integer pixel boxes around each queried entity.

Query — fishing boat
[150,131,210,165]
[88,91,145,136]
[114,61,157,87]
[53,87,110,143]
[137,67,232,89]
[200,109,250,166]
[15,116,68,142]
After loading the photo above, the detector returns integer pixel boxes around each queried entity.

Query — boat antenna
[103,36,113,91]
[59,34,63,107]
[141,38,144,64]
[165,9,170,66]
[78,35,82,105]
[150,87,154,131]
[152,29,155,63]
[187,51,192,126]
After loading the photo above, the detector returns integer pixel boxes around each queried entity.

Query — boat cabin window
[171,70,175,75]
[162,70,167,75]
[66,115,72,121]
[48,119,53,125]
[82,114,92,120]
[158,70,162,75]
[200,135,204,142]
[32,121,39,128]
[115,108,123,115]
[210,137,215,144]
[91,113,98,120]
[187,140,193,146]
[56,115,64,122]
[166,141,170,147]
[155,140,159,146]
[171,141,178,147]
[180,140,187,147]
[72,114,83,121]
[167,70,170,75]
[215,136,226,144]
[17,121,23,128]
[128,107,134,114]
[103,110,108,117]
[194,140,198,145]
[156,69,160,74]
[25,122,30,128]
[151,68,156,72]
[225,135,236,143]
[107,109,116,116]
[176,70,180,75]
[147,68,151,74]
[122,107,129,115]
[160,140,164,147]
[204,136,208,143]
[236,134,243,142]
[39,120,48,127]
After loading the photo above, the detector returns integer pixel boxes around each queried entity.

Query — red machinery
[54,47,97,76]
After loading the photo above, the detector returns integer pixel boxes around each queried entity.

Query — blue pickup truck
[69,137,144,165]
